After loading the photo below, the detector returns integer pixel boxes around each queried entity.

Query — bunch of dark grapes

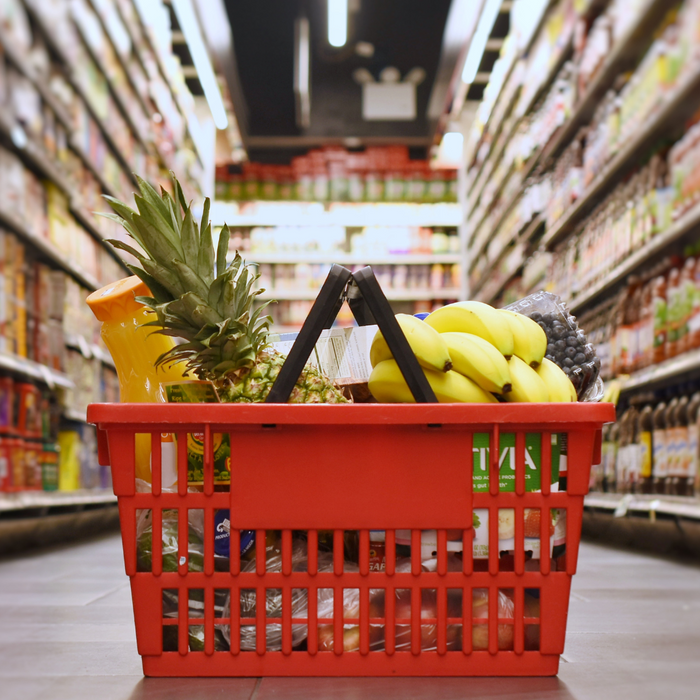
[527,311,601,398]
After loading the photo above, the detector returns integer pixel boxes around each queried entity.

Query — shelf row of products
[0,372,111,493]
[0,147,125,287]
[593,386,700,498]
[0,224,120,419]
[1,0,203,199]
[215,146,458,203]
[228,225,460,259]
[464,0,584,221]
[471,0,700,308]
[268,298,455,330]
[466,0,698,266]
[255,263,461,296]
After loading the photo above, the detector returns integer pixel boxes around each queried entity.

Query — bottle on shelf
[652,275,668,365]
[686,390,700,497]
[652,397,668,495]
[670,393,690,496]
[638,398,654,494]
[662,396,679,494]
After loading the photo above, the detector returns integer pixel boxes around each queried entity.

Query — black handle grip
[265,264,353,403]
[265,264,438,403]
[351,267,437,403]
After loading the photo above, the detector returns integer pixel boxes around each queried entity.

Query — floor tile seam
[84,582,131,606]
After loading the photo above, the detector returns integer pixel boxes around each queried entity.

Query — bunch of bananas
[368,301,578,404]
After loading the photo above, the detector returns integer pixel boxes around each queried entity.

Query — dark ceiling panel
[224,0,452,160]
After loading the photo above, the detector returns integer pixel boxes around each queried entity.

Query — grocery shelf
[246,253,461,265]
[613,347,700,394]
[569,202,700,313]
[0,26,74,131]
[0,489,116,514]
[0,109,128,276]
[473,243,527,304]
[471,213,545,298]
[0,206,101,292]
[212,201,462,227]
[542,64,700,251]
[0,351,74,390]
[117,0,205,168]
[19,0,138,187]
[71,14,150,152]
[538,0,669,169]
[468,0,672,265]
[257,288,462,301]
[69,140,119,201]
[63,408,89,424]
[466,27,575,220]
[0,109,72,197]
[584,492,700,522]
[84,0,154,128]
[64,334,115,369]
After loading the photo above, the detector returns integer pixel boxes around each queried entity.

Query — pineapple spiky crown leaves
[101,173,274,381]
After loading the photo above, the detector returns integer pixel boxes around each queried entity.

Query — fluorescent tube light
[172,0,229,130]
[461,0,501,84]
[328,0,348,47]
[294,17,311,128]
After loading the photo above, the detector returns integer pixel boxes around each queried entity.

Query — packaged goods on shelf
[216,146,457,203]
[591,387,700,497]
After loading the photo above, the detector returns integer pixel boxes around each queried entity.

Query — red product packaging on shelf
[23,439,42,490]
[6,437,24,490]
[15,382,42,438]
[0,437,10,491]
[0,376,13,433]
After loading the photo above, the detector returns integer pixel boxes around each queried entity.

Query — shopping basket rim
[87,401,615,427]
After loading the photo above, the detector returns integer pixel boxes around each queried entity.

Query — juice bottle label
[640,431,653,478]
[689,425,699,479]
[652,429,667,478]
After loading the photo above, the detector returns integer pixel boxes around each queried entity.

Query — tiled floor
[0,534,699,700]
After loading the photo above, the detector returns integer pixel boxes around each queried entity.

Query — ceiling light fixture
[328,0,348,47]
[439,131,464,166]
[294,17,311,128]
[461,0,501,85]
[172,0,229,130]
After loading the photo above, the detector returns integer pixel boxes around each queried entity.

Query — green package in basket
[164,381,231,486]
[472,432,560,492]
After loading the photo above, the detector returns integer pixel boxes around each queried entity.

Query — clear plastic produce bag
[222,539,361,652]
[506,291,604,401]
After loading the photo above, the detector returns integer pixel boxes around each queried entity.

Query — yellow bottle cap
[86,276,153,323]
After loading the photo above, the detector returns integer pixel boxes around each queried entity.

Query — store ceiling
[220,0,455,163]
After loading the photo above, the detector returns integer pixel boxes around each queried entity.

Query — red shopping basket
[87,266,614,676]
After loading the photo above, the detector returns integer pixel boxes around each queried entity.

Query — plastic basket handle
[265,264,353,403]
[352,267,436,403]
[266,265,437,404]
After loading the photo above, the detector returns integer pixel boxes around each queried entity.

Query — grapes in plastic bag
[505,291,603,401]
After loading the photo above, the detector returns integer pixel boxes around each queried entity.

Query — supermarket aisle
[0,536,699,700]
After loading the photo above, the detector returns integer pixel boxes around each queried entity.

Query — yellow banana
[368,359,498,403]
[504,355,550,403]
[536,358,577,402]
[370,314,452,372]
[425,301,514,358]
[498,309,547,367]
[440,332,512,395]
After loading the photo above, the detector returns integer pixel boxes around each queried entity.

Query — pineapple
[103,174,348,404]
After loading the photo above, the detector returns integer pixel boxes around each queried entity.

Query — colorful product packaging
[164,381,231,486]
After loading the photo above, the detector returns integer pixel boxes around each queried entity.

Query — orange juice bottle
[86,277,187,482]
